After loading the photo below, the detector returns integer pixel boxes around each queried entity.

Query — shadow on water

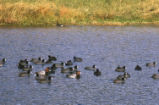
[0,26,159,104]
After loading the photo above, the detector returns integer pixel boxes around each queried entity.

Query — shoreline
[0,22,159,28]
[1,0,159,27]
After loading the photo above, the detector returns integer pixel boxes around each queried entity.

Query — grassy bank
[0,0,159,26]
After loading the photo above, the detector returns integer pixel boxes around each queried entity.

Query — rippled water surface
[0,26,159,105]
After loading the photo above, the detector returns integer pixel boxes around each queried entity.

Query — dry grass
[0,0,159,26]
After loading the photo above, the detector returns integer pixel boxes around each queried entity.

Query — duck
[61,67,74,73]
[50,64,57,70]
[22,65,33,71]
[117,72,130,80]
[0,58,6,67]
[65,60,73,66]
[18,59,28,65]
[35,67,50,76]
[113,77,126,84]
[18,59,29,69]
[66,71,81,79]
[30,57,41,63]
[115,65,126,72]
[146,61,156,67]
[56,21,64,27]
[34,59,45,65]
[152,73,159,79]
[45,55,57,64]
[94,69,101,76]
[48,55,57,61]
[53,62,65,68]
[45,59,52,64]
[85,65,96,71]
[18,69,31,77]
[123,72,130,78]
[35,74,52,84]
[73,56,83,62]
[135,65,142,71]
[74,65,78,71]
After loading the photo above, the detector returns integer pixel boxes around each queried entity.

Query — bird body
[0,58,6,67]
[135,65,142,71]
[73,56,82,62]
[115,66,126,72]
[85,65,96,71]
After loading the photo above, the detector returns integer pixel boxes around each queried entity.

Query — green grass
[0,0,159,26]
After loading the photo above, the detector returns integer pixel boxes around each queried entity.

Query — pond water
[0,26,159,105]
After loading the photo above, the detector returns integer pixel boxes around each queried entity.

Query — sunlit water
[0,26,159,105]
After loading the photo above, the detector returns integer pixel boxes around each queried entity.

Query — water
[0,26,159,105]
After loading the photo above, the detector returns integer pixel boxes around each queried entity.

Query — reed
[0,0,159,26]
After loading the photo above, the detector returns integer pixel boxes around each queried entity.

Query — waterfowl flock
[0,57,159,84]
[16,55,101,83]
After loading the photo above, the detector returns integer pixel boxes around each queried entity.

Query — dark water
[0,26,159,105]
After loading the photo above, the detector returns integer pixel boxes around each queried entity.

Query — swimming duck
[50,64,57,70]
[117,72,130,80]
[34,59,45,65]
[18,59,28,65]
[113,77,126,84]
[22,65,33,71]
[45,55,57,64]
[74,65,78,71]
[56,21,64,27]
[85,65,96,71]
[48,55,57,61]
[94,69,101,76]
[18,59,29,69]
[152,74,159,79]
[135,65,142,71]
[0,58,6,67]
[35,74,52,84]
[30,57,41,63]
[61,67,74,73]
[65,60,73,66]
[123,72,130,78]
[18,70,31,77]
[73,56,83,62]
[146,61,156,67]
[45,59,52,64]
[115,65,126,72]
[66,71,81,79]
[35,67,50,76]
[53,62,65,68]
